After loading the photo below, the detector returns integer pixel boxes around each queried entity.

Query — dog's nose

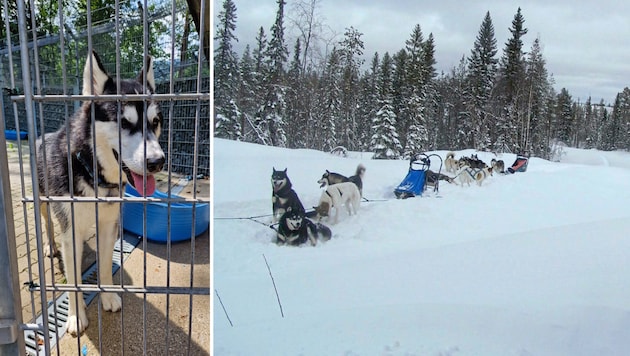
[147,156,165,173]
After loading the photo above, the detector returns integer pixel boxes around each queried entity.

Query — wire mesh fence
[0,0,210,355]
[1,0,209,176]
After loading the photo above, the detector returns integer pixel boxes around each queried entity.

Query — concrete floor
[53,232,210,355]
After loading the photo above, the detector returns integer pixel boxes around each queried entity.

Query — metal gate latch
[0,319,18,344]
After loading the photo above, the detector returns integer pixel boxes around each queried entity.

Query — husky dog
[271,168,305,223]
[314,182,361,224]
[36,51,164,336]
[426,170,455,185]
[459,154,487,169]
[457,166,493,187]
[317,164,366,196]
[444,152,458,173]
[491,158,505,174]
[276,209,332,246]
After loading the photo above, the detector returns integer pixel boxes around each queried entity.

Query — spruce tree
[286,39,305,147]
[555,88,573,144]
[338,27,364,150]
[466,11,498,150]
[421,33,439,149]
[258,0,289,147]
[370,52,401,159]
[402,24,430,156]
[355,53,381,151]
[213,0,241,139]
[613,88,630,149]
[524,37,552,157]
[237,45,256,140]
[497,7,528,151]
[314,48,342,151]
[392,49,409,149]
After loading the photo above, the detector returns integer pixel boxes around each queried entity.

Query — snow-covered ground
[213,138,630,355]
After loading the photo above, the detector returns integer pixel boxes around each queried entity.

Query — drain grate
[24,232,141,355]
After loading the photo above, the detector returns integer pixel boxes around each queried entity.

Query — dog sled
[507,154,529,173]
[394,153,444,199]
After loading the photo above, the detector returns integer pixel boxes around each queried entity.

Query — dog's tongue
[131,172,156,196]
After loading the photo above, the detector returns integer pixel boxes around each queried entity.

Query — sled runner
[394,153,444,198]
[507,154,529,173]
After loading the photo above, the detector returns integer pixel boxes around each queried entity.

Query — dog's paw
[67,310,88,336]
[43,243,58,258]
[101,292,122,312]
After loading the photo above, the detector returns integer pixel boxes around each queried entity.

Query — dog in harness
[276,209,332,246]
[456,166,493,186]
[313,182,361,224]
[271,168,305,223]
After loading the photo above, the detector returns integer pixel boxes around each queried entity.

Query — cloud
[216,0,630,102]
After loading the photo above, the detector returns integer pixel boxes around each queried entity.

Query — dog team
[272,152,509,246]
[272,164,365,246]
[444,152,506,186]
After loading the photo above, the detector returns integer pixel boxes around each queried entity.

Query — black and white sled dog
[271,168,305,223]
[36,51,164,336]
[276,209,332,246]
[317,164,366,196]
[314,182,361,224]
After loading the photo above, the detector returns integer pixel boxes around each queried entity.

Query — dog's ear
[136,55,155,91]
[283,168,287,173]
[82,51,110,96]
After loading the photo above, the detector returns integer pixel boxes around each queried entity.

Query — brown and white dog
[456,166,493,187]
[444,151,458,173]
[313,182,361,224]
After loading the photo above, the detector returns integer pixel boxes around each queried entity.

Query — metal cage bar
[1,1,210,355]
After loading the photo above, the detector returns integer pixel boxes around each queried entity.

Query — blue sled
[394,155,432,199]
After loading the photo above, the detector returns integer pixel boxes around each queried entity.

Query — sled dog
[276,209,332,246]
[457,166,493,187]
[36,51,164,336]
[444,152,458,173]
[271,168,305,223]
[314,182,361,224]
[317,164,366,196]
[426,170,455,186]
[491,158,505,174]
[459,154,488,169]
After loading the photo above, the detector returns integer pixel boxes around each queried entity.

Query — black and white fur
[314,182,361,224]
[491,158,505,174]
[276,209,332,246]
[36,51,164,336]
[271,168,305,223]
[317,164,366,196]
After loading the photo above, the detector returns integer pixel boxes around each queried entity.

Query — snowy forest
[214,0,630,160]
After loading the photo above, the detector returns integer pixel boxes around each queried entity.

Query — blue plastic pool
[122,185,209,243]
[4,130,27,140]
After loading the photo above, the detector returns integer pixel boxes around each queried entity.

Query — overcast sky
[214,0,630,104]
